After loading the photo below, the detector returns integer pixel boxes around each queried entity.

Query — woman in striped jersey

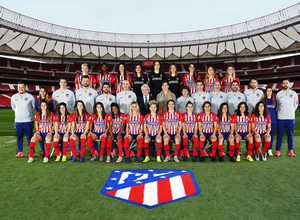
[203,66,219,93]
[251,101,271,161]
[234,102,254,162]
[144,100,163,162]
[183,63,201,94]
[69,101,90,162]
[28,100,54,163]
[124,102,144,163]
[162,100,182,163]
[198,101,218,162]
[107,103,126,163]
[53,102,72,162]
[87,102,110,162]
[216,103,235,162]
[221,66,240,93]
[181,101,198,162]
[115,63,132,93]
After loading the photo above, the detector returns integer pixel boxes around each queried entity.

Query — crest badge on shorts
[101,169,201,209]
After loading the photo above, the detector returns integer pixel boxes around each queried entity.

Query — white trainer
[173,156,180,163]
[116,156,122,163]
[261,153,267,161]
[163,156,170,163]
[255,154,259,161]
[268,149,273,156]
[27,157,33,163]
[43,157,48,163]
[106,156,111,163]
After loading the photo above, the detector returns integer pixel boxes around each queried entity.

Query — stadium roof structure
[1,3,300,62]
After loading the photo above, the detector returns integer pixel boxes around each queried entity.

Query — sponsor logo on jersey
[101,169,201,209]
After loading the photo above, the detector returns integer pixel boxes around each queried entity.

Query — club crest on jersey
[238,97,241,100]
[66,94,69,97]
[202,97,206,100]
[220,95,223,99]
[101,169,201,209]
[25,98,28,101]
[256,93,260,97]
[89,93,92,97]
[109,98,113,102]
[290,94,293,98]
[128,95,132,99]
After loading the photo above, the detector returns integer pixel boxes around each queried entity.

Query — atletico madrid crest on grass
[101,169,201,209]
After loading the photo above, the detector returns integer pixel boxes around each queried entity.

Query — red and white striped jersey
[126,114,144,135]
[75,74,96,89]
[35,112,54,133]
[162,111,181,135]
[217,115,235,133]
[234,114,252,133]
[198,112,218,133]
[221,77,240,93]
[183,74,201,94]
[115,74,132,93]
[89,113,108,133]
[251,114,271,134]
[71,113,90,133]
[181,112,198,133]
[203,77,219,93]
[53,114,72,133]
[144,113,162,136]
[108,113,127,134]
[96,73,115,94]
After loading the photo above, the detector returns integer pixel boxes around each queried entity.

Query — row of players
[26,96,288,163]
[75,62,239,97]
[11,77,297,161]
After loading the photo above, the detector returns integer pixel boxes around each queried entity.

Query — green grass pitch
[0,109,300,219]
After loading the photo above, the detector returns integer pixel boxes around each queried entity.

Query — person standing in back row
[11,81,35,158]
[244,78,263,114]
[75,63,96,90]
[275,78,298,157]
[149,61,165,98]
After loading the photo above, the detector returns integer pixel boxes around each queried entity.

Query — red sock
[255,141,261,154]
[164,144,170,157]
[182,137,189,156]
[262,141,271,154]
[174,144,180,157]
[45,143,51,158]
[247,142,253,156]
[87,136,95,155]
[144,142,149,157]
[192,137,198,156]
[29,142,35,157]
[137,138,143,157]
[53,141,60,156]
[218,144,223,157]
[63,141,69,156]
[106,139,112,156]
[229,144,235,157]
[235,142,240,156]
[211,141,217,157]
[118,139,124,157]
[157,142,162,157]
[99,137,107,156]
[199,140,205,157]
[70,139,76,157]
[80,138,86,157]
[124,137,130,158]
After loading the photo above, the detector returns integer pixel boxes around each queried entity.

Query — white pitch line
[8,140,16,143]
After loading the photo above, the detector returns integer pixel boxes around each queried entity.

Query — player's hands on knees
[163,134,169,139]
[193,134,198,138]
[101,133,107,138]
[183,134,188,138]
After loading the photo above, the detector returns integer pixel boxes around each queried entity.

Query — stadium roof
[1,3,300,61]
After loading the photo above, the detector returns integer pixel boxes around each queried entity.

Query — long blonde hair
[225,65,236,79]
[205,66,217,79]
[129,101,141,115]
[168,64,178,79]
